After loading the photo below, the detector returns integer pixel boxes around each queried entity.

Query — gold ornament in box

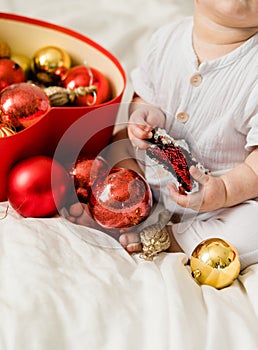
[31,45,71,84]
[190,238,241,289]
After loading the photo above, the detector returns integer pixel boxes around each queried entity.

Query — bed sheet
[0,202,258,350]
[1,1,258,349]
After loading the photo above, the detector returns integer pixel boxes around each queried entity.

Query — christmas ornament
[31,46,71,84]
[140,209,171,260]
[0,58,25,91]
[0,124,16,137]
[190,238,241,289]
[44,85,97,106]
[7,155,71,218]
[0,39,11,58]
[89,167,152,230]
[62,64,111,106]
[146,128,209,194]
[71,157,109,203]
[0,82,50,129]
[11,53,31,79]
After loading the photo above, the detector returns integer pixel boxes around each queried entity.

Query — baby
[68,0,258,270]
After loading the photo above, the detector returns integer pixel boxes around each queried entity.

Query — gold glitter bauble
[190,238,241,289]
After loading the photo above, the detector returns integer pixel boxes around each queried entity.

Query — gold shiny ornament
[0,39,11,58]
[190,238,241,289]
[11,53,31,79]
[31,46,71,84]
[140,209,171,261]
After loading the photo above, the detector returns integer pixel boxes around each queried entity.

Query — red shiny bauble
[7,156,71,218]
[0,82,50,129]
[0,58,25,92]
[89,167,152,230]
[72,157,109,203]
[62,65,111,106]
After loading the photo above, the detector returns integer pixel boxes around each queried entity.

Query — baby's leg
[172,200,258,270]
[66,201,142,251]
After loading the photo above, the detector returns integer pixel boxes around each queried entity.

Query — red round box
[0,13,126,201]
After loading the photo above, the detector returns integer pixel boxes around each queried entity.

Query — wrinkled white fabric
[0,203,258,350]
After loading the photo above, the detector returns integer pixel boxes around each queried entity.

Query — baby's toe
[119,232,142,253]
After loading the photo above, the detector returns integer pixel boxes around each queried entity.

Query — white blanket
[1,203,258,350]
[1,1,258,349]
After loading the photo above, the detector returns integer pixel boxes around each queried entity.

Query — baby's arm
[169,147,258,212]
[128,95,166,148]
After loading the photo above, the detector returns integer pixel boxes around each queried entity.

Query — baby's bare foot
[66,202,96,227]
[119,232,142,254]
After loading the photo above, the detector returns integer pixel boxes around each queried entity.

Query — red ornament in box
[62,65,111,106]
[72,157,109,203]
[0,58,25,92]
[89,167,152,230]
[7,155,71,218]
[0,82,50,129]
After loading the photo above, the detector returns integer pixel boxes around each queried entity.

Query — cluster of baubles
[0,39,111,137]
[6,154,240,289]
[7,155,153,231]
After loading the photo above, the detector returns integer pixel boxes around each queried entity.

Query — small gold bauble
[31,46,71,84]
[190,238,241,289]
[0,39,11,58]
[11,53,32,79]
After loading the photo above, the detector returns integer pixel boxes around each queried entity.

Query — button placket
[173,71,203,126]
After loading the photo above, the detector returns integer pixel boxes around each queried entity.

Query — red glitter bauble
[88,167,152,230]
[72,157,109,203]
[62,65,111,106]
[0,58,25,92]
[0,82,50,129]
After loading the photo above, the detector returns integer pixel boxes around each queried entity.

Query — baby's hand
[168,166,227,212]
[128,103,166,149]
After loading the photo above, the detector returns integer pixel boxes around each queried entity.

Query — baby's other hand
[168,166,227,212]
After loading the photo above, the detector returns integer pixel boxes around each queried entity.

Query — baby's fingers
[168,183,190,207]
[190,166,209,185]
[128,125,153,149]
[168,182,203,211]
